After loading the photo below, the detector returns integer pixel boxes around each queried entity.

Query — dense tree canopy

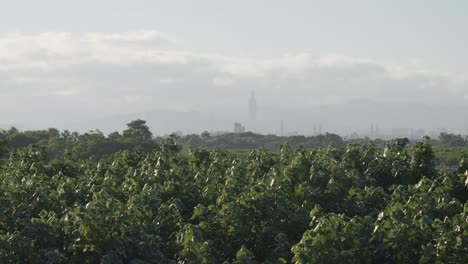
[0,130,8,160]
[0,137,466,263]
[123,119,153,142]
[0,121,466,166]
[438,133,468,147]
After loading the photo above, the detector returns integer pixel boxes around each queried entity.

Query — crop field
[0,138,467,263]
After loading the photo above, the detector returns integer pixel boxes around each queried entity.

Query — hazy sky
[1,0,467,131]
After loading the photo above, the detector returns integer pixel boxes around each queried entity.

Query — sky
[0,0,467,134]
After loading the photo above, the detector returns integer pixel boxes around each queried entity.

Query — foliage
[123,119,153,142]
[437,133,467,147]
[2,121,466,168]
[0,132,467,262]
[433,146,468,166]
[0,130,8,160]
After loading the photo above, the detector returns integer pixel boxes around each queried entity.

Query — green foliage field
[1,137,467,263]
[433,146,468,166]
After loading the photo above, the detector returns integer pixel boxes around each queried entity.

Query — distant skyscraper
[234,123,245,133]
[412,129,426,139]
[280,120,284,137]
[248,90,257,122]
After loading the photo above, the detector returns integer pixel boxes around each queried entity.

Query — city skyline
[0,1,467,136]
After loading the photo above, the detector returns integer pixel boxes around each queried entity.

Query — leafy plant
[0,138,466,263]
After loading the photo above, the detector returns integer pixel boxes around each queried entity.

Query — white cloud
[212,76,233,87]
[0,30,177,71]
[0,30,467,125]
[84,30,175,44]
[52,89,77,96]
[159,78,177,85]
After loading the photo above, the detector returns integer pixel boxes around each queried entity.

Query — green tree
[123,119,153,142]
[0,130,8,159]
[108,131,122,140]
[201,131,211,140]
[438,133,466,147]
[410,136,436,180]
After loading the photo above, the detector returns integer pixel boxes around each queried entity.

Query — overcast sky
[1,0,467,131]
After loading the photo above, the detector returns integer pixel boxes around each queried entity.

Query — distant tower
[280,120,284,137]
[370,123,375,137]
[248,90,257,122]
[375,124,380,137]
[234,123,245,133]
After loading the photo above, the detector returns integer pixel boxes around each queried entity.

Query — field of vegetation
[433,146,468,167]
[1,132,467,262]
[1,119,467,167]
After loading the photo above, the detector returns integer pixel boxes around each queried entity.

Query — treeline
[1,119,467,162]
[0,120,348,161]
[436,132,468,147]
[179,131,347,149]
[0,120,156,160]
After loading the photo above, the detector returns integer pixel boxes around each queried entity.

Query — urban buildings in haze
[234,123,246,133]
[248,90,257,131]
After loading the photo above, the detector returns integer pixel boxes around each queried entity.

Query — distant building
[369,123,380,138]
[210,130,229,136]
[248,91,257,131]
[234,123,245,133]
[429,128,449,138]
[280,120,284,137]
[410,129,426,139]
[392,128,410,138]
[437,128,448,134]
[286,131,299,136]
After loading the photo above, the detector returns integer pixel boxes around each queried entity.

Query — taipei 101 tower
[248,90,257,130]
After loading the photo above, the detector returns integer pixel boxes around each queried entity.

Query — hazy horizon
[1,1,467,135]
